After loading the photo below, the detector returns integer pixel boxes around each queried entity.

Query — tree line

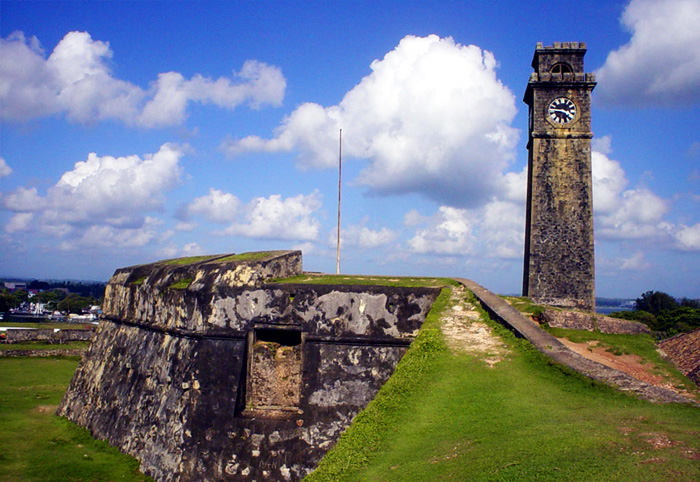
[611,290,700,338]
[0,280,106,314]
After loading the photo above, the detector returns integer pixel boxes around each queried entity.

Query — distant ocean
[596,298,635,315]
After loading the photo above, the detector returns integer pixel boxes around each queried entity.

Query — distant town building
[3,282,27,292]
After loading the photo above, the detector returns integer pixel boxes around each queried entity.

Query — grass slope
[0,357,151,482]
[307,287,700,481]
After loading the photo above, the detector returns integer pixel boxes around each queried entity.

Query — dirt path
[440,286,509,366]
[558,338,664,385]
[557,338,698,401]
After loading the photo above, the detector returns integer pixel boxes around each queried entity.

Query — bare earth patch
[34,404,59,414]
[441,287,509,366]
[558,339,663,385]
[557,338,699,402]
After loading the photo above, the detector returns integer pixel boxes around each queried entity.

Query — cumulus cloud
[407,206,476,255]
[0,157,12,178]
[224,34,518,206]
[673,223,700,250]
[0,31,285,126]
[63,217,162,250]
[331,223,398,250]
[402,134,700,262]
[1,144,184,247]
[592,146,672,240]
[217,192,322,241]
[404,197,524,260]
[182,242,204,256]
[182,188,240,224]
[618,250,652,271]
[596,0,700,107]
[5,212,33,234]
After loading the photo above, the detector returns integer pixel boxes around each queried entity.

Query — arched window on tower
[551,62,573,74]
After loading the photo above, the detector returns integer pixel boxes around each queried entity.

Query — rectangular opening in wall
[245,326,303,416]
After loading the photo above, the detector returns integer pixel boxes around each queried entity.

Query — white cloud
[596,0,700,107]
[407,206,476,255]
[405,198,523,260]
[219,192,322,241]
[2,187,46,211]
[49,143,183,224]
[332,223,398,250]
[0,31,286,126]
[292,241,317,256]
[5,212,33,233]
[592,146,671,240]
[1,143,184,250]
[174,221,197,232]
[673,223,700,250]
[618,250,652,271]
[224,34,518,206]
[60,217,162,250]
[0,157,12,178]
[478,200,524,259]
[182,242,204,256]
[184,188,240,223]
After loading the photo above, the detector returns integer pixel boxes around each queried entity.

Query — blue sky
[1,0,699,299]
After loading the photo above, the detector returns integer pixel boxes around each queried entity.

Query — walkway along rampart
[457,278,694,405]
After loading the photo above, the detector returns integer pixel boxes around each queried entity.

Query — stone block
[540,310,595,331]
[596,315,651,335]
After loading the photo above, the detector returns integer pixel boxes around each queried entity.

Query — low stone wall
[0,348,87,357]
[540,310,650,335]
[596,315,650,335]
[3,328,94,344]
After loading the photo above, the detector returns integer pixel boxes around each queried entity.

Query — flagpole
[336,129,342,275]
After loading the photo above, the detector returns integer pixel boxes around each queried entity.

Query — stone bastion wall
[58,251,440,481]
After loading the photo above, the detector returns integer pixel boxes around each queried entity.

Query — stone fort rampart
[58,251,439,481]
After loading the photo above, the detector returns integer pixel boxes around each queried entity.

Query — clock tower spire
[523,42,597,311]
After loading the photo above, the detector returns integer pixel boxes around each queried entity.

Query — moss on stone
[213,251,275,263]
[162,255,219,266]
[167,278,192,290]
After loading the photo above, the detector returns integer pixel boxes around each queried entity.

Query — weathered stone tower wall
[523,42,596,311]
[58,251,439,481]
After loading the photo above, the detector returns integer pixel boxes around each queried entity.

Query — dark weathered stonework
[540,310,651,335]
[58,251,439,481]
[523,42,596,311]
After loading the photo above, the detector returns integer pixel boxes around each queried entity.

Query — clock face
[547,97,577,125]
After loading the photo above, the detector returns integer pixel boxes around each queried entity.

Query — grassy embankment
[307,286,700,481]
[0,356,151,482]
[504,295,699,397]
[2,276,698,481]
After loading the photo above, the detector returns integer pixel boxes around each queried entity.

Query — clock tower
[523,42,596,311]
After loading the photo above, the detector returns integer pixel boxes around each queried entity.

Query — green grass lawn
[307,287,700,481]
[0,341,90,351]
[3,285,699,481]
[0,356,151,482]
